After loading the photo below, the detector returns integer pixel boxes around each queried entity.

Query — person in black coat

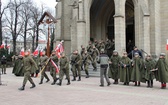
[1,55,7,74]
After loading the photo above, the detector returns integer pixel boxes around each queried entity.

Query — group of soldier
[10,38,168,90]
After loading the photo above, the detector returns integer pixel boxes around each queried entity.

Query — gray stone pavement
[1,68,168,105]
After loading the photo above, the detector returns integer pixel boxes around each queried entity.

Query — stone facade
[55,0,168,58]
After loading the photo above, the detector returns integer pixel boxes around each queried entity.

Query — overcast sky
[2,0,57,12]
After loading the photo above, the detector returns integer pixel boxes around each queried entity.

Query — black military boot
[30,83,36,89]
[57,80,62,86]
[138,82,141,86]
[147,81,150,88]
[72,76,76,81]
[39,79,43,84]
[46,79,50,83]
[67,79,71,85]
[2,69,3,74]
[78,76,81,81]
[151,80,153,88]
[107,82,111,86]
[51,80,56,85]
[134,81,137,86]
[116,79,118,84]
[18,85,25,91]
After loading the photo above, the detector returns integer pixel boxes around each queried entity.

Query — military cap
[113,50,118,53]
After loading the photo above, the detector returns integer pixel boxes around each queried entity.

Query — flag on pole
[33,46,39,56]
[20,48,25,56]
[50,59,59,73]
[6,44,10,54]
[55,40,64,58]
[40,49,43,56]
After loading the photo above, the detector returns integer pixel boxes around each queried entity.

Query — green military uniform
[39,55,50,84]
[131,56,144,86]
[144,58,156,87]
[49,54,59,85]
[80,48,86,70]
[33,56,40,77]
[90,47,99,71]
[71,53,81,81]
[120,56,131,85]
[58,55,70,86]
[31,56,39,77]
[87,43,93,54]
[155,55,168,89]
[108,54,121,84]
[82,52,93,78]
[98,42,105,52]
[105,39,113,57]
[18,55,38,90]
[94,40,99,49]
[12,56,24,76]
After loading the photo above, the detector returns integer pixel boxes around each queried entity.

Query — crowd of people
[9,39,168,90]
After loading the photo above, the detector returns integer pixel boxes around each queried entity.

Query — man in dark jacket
[128,46,143,59]
[1,55,7,74]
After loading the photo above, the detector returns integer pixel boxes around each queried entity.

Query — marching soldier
[39,51,50,84]
[80,45,86,71]
[108,50,121,84]
[57,52,70,86]
[144,55,156,88]
[94,39,99,49]
[131,53,144,86]
[120,52,131,85]
[90,46,99,71]
[18,51,38,91]
[98,40,105,52]
[49,51,59,85]
[155,53,168,89]
[86,41,93,54]
[1,55,7,74]
[82,51,93,78]
[71,50,82,81]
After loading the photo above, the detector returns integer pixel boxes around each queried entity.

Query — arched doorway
[90,0,115,41]
[125,0,135,53]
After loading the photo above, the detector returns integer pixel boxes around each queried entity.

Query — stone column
[114,0,126,55]
[76,0,86,51]
[142,15,150,54]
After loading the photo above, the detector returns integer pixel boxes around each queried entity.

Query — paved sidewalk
[1,68,168,105]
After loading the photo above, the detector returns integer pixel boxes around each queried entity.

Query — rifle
[38,58,50,76]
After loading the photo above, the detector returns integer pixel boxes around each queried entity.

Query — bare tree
[0,0,10,44]
[4,0,24,54]
[20,0,33,50]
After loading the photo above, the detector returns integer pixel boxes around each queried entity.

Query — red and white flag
[33,46,39,56]
[0,43,5,49]
[50,59,59,73]
[55,41,64,58]
[20,48,25,56]
[40,49,43,56]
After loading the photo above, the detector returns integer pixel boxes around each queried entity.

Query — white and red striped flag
[166,39,168,50]
[20,48,25,56]
[55,40,64,58]
[33,46,39,56]
[50,59,59,73]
